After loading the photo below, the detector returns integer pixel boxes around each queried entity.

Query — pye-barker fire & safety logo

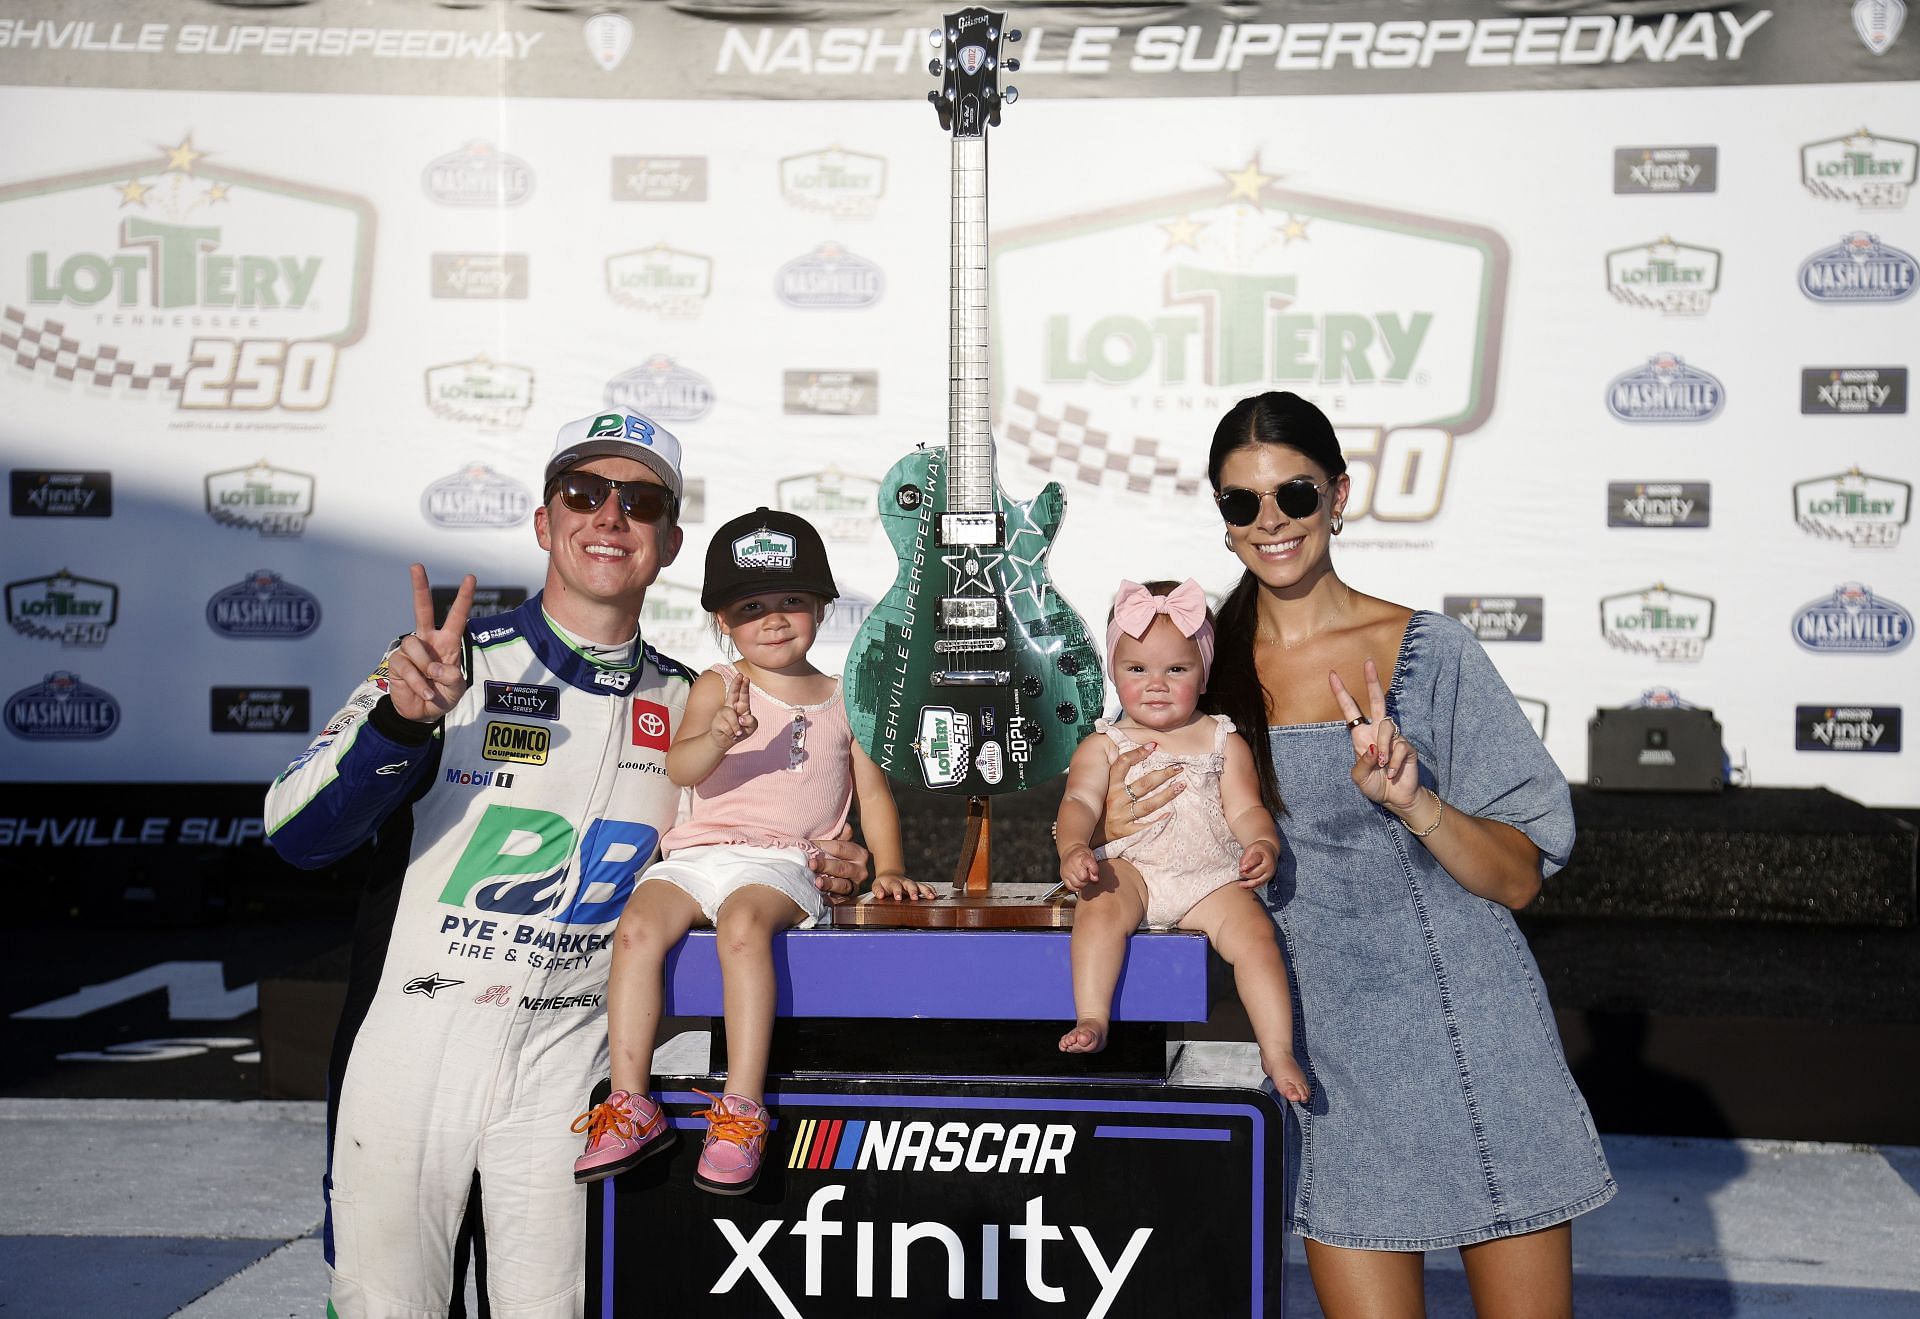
[1606,236,1721,316]
[1801,129,1916,209]
[1,134,373,415]
[1601,583,1714,662]
[6,569,118,647]
[994,154,1507,524]
[1795,469,1910,547]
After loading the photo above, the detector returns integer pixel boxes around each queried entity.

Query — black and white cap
[700,507,839,611]
[545,410,684,501]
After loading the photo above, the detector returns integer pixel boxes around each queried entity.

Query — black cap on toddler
[700,507,840,612]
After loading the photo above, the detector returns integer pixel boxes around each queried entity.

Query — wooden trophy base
[830,795,1076,929]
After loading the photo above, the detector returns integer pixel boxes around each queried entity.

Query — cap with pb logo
[545,410,684,501]
[700,507,839,611]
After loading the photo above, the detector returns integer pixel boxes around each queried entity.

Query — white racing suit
[266,594,689,1319]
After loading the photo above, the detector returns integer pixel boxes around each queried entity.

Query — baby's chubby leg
[1062,858,1149,1054]
[712,884,809,1104]
[607,879,706,1096]
[1180,885,1311,1102]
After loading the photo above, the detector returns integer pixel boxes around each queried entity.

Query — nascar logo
[786,1118,1075,1175]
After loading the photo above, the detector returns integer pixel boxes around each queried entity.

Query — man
[266,410,867,1319]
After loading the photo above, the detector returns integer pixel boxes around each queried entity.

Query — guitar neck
[949,134,995,514]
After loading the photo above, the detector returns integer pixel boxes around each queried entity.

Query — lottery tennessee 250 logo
[4,134,373,413]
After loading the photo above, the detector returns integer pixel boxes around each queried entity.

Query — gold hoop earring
[1331,511,1344,535]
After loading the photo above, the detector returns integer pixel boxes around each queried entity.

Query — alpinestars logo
[995,153,1506,523]
[403,973,463,998]
[2,134,372,414]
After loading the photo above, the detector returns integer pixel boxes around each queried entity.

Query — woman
[1105,392,1612,1317]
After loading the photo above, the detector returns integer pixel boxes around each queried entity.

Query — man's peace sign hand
[388,564,475,724]
[1328,658,1421,813]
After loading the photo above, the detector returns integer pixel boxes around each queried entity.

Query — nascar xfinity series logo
[6,569,117,647]
[1795,469,1910,547]
[1791,583,1913,653]
[1601,584,1714,662]
[1614,146,1717,195]
[1606,353,1724,422]
[1799,232,1917,302]
[611,156,707,202]
[205,569,321,638]
[2,135,372,414]
[1609,482,1710,529]
[1801,129,1916,209]
[5,670,120,740]
[1606,236,1721,315]
[784,369,878,416]
[1442,596,1541,642]
[993,154,1507,523]
[205,461,314,538]
[11,471,110,518]
[1803,366,1908,414]
[606,244,711,317]
[1797,705,1902,752]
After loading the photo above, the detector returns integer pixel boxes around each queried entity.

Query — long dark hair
[1201,392,1347,818]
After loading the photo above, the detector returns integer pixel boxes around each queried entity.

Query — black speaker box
[1587,706,1725,792]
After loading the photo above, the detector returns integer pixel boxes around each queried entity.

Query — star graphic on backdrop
[1220,155,1274,204]
[1157,214,1205,251]
[163,136,206,173]
[204,182,231,204]
[116,179,150,207]
[1278,213,1311,244]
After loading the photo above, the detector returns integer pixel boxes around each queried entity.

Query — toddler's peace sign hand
[710,670,757,749]
[1329,658,1421,813]
[389,565,474,724]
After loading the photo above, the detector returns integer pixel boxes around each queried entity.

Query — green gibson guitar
[843,8,1103,795]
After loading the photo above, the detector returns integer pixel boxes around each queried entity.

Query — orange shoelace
[694,1088,768,1147]
[570,1098,634,1144]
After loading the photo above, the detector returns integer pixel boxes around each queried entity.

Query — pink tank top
[659,663,854,855]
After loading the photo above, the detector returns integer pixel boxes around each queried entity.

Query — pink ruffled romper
[1092,714,1244,928]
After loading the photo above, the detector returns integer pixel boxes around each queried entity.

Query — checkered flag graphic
[1,307,185,392]
[1001,388,1206,498]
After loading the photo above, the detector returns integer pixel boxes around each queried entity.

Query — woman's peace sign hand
[389,564,474,724]
[1328,658,1421,813]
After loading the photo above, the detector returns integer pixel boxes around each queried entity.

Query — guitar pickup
[934,637,1007,654]
[940,597,1000,629]
[931,670,1010,686]
[939,512,1002,547]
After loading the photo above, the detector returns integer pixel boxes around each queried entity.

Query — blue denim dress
[1268,612,1615,1250]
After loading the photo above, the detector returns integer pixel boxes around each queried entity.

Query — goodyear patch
[483,720,550,765]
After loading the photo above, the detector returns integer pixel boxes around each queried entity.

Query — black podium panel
[588,1072,1286,1318]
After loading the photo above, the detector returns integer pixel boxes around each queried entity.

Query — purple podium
[588,927,1288,1318]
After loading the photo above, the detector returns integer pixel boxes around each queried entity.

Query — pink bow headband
[1105,578,1215,688]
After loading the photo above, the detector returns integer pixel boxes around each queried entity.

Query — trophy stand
[830,795,1074,929]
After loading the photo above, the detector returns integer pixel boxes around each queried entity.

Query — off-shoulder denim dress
[1268,612,1615,1250]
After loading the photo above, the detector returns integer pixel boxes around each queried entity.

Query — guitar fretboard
[949,135,994,514]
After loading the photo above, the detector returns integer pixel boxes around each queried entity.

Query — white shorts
[640,844,827,928]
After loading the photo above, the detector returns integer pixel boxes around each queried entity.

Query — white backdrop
[1,3,1915,805]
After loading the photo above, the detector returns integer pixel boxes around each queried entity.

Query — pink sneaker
[692,1089,769,1195]
[570,1090,671,1184]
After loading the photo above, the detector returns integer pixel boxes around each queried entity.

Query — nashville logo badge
[1601,584,1715,662]
[606,355,714,422]
[5,671,120,740]
[1799,232,1918,302]
[1801,129,1916,209]
[205,461,314,538]
[780,147,886,219]
[426,356,534,429]
[1606,236,1721,315]
[6,569,118,648]
[2,134,372,416]
[1606,352,1725,422]
[1791,582,1913,653]
[206,570,321,639]
[994,153,1508,524]
[606,244,711,317]
[422,141,534,207]
[1795,469,1911,548]
[421,464,533,529]
[776,242,884,308]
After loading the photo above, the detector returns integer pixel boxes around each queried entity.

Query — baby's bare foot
[1262,1045,1312,1103]
[1058,1019,1108,1054]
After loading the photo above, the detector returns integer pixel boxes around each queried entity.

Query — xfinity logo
[1614,145,1717,194]
[1801,366,1907,415]
[431,253,529,299]
[1796,705,1902,752]
[1608,482,1711,529]
[711,1186,1150,1318]
[1441,596,1541,642]
[11,470,111,518]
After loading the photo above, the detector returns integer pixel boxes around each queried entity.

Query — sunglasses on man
[1213,477,1329,527]
[548,471,677,523]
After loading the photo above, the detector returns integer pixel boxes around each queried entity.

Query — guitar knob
[1008,28,1022,42]
[1005,57,1020,72]
[1056,702,1078,724]
[928,58,940,75]
[1057,652,1082,676]
[1004,86,1019,104]
[1020,676,1042,697]
[929,28,942,46]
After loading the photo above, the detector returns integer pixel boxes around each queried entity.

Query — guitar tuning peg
[928,28,942,46]
[1007,28,1022,42]
[928,58,940,75]
[927,90,941,104]
[1005,57,1020,71]
[1004,85,1019,104]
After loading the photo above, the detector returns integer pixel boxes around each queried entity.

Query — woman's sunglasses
[550,471,677,522]
[1214,478,1328,527]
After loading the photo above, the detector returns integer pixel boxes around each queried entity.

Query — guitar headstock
[927,8,1020,137]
